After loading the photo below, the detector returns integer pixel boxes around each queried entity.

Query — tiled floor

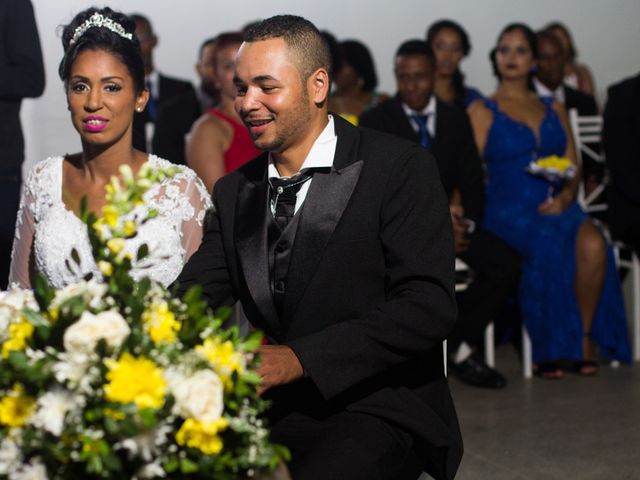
[449,347,640,479]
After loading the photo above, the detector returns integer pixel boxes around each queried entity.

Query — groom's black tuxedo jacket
[177,115,463,479]
[360,95,485,224]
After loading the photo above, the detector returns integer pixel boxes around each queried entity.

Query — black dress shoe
[449,354,507,389]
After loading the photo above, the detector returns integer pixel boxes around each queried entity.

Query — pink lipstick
[83,115,108,132]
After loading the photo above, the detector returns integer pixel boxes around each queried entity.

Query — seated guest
[534,30,601,195]
[426,20,483,109]
[467,23,631,378]
[328,39,388,124]
[360,40,520,388]
[130,13,194,152]
[603,72,640,256]
[545,21,596,98]
[186,32,260,192]
[152,37,219,165]
[534,30,597,116]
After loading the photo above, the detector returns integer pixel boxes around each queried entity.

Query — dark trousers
[270,410,424,480]
[448,227,521,352]
[0,173,22,290]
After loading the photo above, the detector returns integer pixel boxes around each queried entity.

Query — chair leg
[632,252,640,362]
[522,325,533,379]
[484,322,495,367]
[443,340,447,377]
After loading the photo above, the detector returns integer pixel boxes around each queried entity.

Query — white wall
[21,0,640,174]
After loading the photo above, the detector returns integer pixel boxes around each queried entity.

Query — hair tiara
[70,12,133,46]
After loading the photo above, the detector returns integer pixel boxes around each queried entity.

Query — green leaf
[241,330,263,352]
[164,458,179,473]
[33,272,54,311]
[180,457,199,474]
[137,243,149,261]
[8,350,28,371]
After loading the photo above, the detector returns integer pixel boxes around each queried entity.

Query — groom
[177,15,462,480]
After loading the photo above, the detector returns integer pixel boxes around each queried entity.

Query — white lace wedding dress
[9,155,212,289]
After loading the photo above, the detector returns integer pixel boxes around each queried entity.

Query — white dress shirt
[533,77,565,104]
[401,95,437,138]
[268,114,337,214]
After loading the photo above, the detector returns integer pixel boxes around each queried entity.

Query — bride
[9,7,211,289]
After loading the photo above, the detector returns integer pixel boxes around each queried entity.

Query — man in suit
[152,37,219,165]
[0,0,45,289]
[360,40,520,389]
[177,16,462,480]
[534,30,603,197]
[604,72,640,255]
[534,30,598,116]
[130,13,194,152]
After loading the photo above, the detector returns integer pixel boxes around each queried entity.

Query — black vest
[267,209,302,317]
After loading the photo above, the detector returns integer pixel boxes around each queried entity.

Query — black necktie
[268,171,313,230]
[411,113,432,151]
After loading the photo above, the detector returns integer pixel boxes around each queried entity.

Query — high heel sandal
[567,332,599,376]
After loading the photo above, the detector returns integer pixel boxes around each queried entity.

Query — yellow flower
[123,220,137,237]
[106,238,125,255]
[98,261,113,277]
[48,306,59,322]
[92,219,108,241]
[175,417,228,455]
[142,301,181,344]
[104,353,166,409]
[196,338,243,390]
[102,205,120,228]
[2,317,34,358]
[535,155,573,172]
[0,384,36,428]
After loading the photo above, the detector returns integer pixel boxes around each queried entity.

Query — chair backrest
[568,108,607,213]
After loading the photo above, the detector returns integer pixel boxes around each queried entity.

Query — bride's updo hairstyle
[58,7,145,93]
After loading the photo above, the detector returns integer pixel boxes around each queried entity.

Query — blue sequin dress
[482,97,631,363]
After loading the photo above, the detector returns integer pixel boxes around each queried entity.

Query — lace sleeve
[8,172,38,289]
[181,174,213,261]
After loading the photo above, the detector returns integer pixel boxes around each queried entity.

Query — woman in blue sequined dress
[468,24,631,378]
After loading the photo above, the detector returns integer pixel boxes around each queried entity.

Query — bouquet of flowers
[526,154,577,198]
[0,165,288,479]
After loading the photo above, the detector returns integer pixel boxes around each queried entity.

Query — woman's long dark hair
[426,19,471,108]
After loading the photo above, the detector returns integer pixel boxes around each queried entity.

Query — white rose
[30,389,75,436]
[167,369,224,423]
[63,310,130,354]
[0,438,21,475]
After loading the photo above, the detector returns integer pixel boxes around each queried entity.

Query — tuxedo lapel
[283,117,364,321]
[234,157,281,333]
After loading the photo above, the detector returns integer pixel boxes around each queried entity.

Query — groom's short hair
[243,15,332,80]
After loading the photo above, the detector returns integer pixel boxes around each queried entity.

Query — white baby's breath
[0,438,21,475]
[8,457,48,480]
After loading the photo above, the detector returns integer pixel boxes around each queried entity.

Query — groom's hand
[257,345,304,395]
